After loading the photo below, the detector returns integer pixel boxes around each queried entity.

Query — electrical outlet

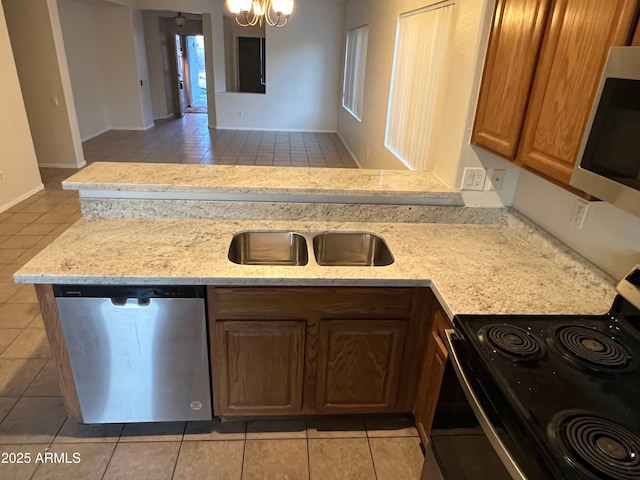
[484,169,506,191]
[461,168,487,191]
[571,199,589,229]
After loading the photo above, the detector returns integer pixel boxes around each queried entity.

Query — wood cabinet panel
[210,287,414,319]
[207,286,430,417]
[472,0,551,158]
[212,320,305,415]
[413,303,453,445]
[633,16,640,45]
[517,0,639,183]
[316,319,406,413]
[35,284,82,419]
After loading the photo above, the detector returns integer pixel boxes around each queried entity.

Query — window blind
[385,2,455,171]
[342,25,369,121]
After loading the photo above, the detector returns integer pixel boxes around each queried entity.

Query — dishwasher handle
[110,297,152,307]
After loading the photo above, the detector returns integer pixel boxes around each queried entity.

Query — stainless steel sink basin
[312,232,394,266]
[228,231,309,266]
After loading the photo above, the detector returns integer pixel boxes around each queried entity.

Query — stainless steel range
[422,263,640,480]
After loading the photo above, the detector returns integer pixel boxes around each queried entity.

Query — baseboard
[336,131,362,169]
[215,126,337,133]
[154,113,176,121]
[108,125,152,132]
[81,127,110,143]
[0,184,45,213]
[38,161,85,169]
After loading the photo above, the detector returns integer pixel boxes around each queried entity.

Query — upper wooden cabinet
[472,0,551,158]
[473,0,639,188]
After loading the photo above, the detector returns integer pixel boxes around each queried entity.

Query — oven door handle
[444,329,528,480]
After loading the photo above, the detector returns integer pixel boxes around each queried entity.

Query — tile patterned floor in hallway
[0,171,424,478]
[82,114,359,169]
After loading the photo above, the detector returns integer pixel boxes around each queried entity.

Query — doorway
[175,34,207,114]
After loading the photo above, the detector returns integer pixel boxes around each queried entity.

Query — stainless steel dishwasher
[54,285,212,424]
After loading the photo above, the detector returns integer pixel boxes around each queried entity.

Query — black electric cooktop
[455,295,640,480]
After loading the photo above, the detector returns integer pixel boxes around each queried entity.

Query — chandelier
[227,0,294,28]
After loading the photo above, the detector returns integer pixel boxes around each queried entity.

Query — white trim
[0,184,45,213]
[108,125,152,131]
[38,160,86,169]
[81,127,111,143]
[336,131,362,169]
[215,126,337,133]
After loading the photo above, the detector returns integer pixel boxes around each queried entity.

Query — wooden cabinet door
[316,319,407,413]
[212,320,305,416]
[472,0,551,158]
[413,305,452,445]
[517,0,639,184]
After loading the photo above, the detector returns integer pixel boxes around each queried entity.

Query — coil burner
[551,326,633,372]
[478,324,546,362]
[549,411,640,480]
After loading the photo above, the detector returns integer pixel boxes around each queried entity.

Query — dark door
[238,37,266,94]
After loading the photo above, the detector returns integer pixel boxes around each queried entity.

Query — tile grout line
[366,432,380,480]
[168,422,188,480]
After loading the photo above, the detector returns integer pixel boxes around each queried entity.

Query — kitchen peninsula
[13,162,617,427]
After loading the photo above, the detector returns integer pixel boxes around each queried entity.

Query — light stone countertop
[62,163,462,204]
[13,217,617,318]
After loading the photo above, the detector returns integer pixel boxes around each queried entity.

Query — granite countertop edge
[13,216,618,319]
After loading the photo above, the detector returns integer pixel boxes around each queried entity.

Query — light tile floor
[0,171,424,478]
[82,114,359,169]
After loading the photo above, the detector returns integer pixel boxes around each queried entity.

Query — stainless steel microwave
[570,46,640,217]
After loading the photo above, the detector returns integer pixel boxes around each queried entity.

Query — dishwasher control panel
[53,285,206,299]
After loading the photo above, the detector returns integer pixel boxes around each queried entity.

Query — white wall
[513,170,640,280]
[132,9,155,128]
[97,2,151,130]
[3,0,84,168]
[142,11,174,119]
[0,5,43,211]
[57,0,111,140]
[58,0,153,138]
[338,0,520,206]
[214,0,344,131]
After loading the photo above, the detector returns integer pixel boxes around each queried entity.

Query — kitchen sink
[312,232,394,266]
[228,231,309,266]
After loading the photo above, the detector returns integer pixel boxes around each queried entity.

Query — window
[342,25,369,121]
[385,2,455,170]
